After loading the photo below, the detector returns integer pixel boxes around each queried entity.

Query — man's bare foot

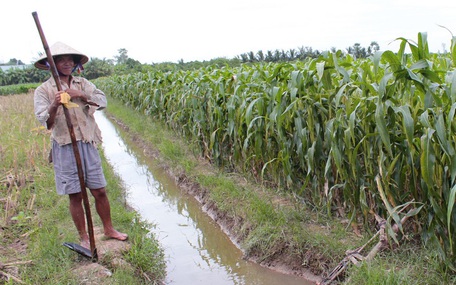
[81,238,90,249]
[104,229,128,241]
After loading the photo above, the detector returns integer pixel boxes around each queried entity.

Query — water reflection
[96,111,314,285]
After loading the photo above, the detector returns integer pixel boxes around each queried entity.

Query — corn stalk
[95,32,456,268]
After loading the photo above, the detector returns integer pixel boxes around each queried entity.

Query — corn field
[96,33,456,268]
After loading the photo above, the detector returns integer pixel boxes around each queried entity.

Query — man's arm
[34,86,61,130]
[46,95,61,130]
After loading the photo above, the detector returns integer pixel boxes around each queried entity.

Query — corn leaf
[447,184,456,252]
[420,129,436,187]
[375,102,392,156]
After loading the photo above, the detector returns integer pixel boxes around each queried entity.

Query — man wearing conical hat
[34,42,127,248]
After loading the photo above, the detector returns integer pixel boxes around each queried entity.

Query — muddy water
[95,111,316,285]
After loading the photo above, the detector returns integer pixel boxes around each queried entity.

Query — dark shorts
[52,140,107,195]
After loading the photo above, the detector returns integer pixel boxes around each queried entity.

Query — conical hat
[34,42,89,70]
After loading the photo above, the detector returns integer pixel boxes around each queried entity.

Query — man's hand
[65,89,88,103]
[51,92,63,108]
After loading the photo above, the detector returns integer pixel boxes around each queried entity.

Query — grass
[0,92,166,284]
[0,83,39,96]
[104,95,456,284]
[344,244,456,285]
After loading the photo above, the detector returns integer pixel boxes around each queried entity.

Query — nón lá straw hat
[34,42,89,70]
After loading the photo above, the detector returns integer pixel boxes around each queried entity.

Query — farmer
[33,42,127,248]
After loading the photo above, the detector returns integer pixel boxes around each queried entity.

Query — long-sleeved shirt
[34,76,107,146]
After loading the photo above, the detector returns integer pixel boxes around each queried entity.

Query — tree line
[0,42,380,86]
[237,42,380,63]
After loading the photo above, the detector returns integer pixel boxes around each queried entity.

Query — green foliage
[124,218,166,280]
[95,32,456,269]
[236,42,378,63]
[0,66,48,86]
[344,245,456,285]
[114,58,143,75]
[83,57,114,80]
[0,83,40,95]
[11,211,32,228]
[345,261,413,285]
[0,49,242,86]
[103,97,353,274]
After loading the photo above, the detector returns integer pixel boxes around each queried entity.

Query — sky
[2,0,455,65]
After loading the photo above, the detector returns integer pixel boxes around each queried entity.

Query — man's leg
[90,187,128,241]
[69,193,90,247]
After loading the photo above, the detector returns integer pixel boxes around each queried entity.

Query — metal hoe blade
[63,242,98,261]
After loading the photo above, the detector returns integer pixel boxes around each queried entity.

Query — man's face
[55,55,75,76]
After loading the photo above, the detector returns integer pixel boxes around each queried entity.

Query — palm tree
[256,50,265,61]
[248,51,256,62]
[288,49,297,60]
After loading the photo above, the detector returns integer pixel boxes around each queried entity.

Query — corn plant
[95,32,456,268]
